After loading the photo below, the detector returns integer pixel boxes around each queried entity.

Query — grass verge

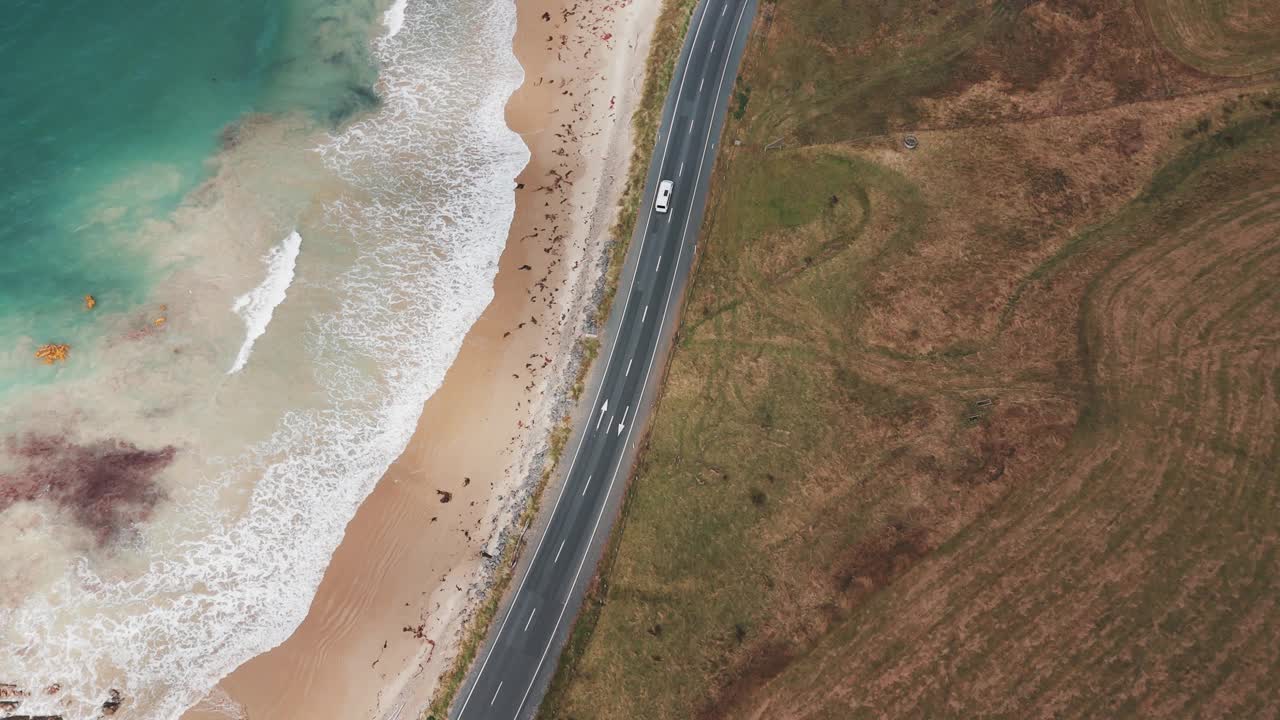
[596,0,702,326]
[422,0,704,713]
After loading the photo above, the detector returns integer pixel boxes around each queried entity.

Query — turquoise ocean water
[0,0,530,715]
[0,0,378,384]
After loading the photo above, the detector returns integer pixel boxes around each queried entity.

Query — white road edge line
[490,682,502,707]
[511,2,753,718]
[554,539,566,563]
[524,608,538,632]
[453,0,719,716]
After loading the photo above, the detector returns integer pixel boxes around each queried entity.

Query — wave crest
[0,0,529,716]
[228,230,301,374]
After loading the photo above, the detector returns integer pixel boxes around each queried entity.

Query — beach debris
[84,294,96,310]
[153,317,166,327]
[435,489,453,503]
[464,477,471,486]
[1,683,29,713]
[541,10,551,20]
[35,343,70,364]
[102,689,123,715]
[518,264,533,270]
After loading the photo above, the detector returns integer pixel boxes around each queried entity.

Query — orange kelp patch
[35,343,70,364]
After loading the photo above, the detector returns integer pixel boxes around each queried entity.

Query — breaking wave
[228,230,301,374]
[0,0,528,715]
[383,0,408,37]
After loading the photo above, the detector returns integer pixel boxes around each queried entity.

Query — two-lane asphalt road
[452,0,757,716]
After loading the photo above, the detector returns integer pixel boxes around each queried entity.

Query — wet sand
[182,0,658,717]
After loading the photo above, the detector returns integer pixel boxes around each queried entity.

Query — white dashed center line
[699,77,705,93]
[626,357,633,376]
[642,305,649,322]
[454,0,752,716]
[582,474,593,496]
[524,608,538,632]
[554,539,566,563]
[679,161,685,177]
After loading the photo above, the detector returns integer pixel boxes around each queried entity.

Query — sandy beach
[181,0,657,717]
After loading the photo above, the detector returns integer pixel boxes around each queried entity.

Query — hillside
[540,0,1280,717]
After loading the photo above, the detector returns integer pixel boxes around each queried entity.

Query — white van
[655,180,674,214]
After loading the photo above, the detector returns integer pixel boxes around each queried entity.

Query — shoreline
[182,0,658,717]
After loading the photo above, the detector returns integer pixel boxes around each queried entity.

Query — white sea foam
[383,0,408,38]
[228,230,301,374]
[0,0,528,716]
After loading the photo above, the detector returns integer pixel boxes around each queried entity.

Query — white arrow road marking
[554,539,566,563]
[626,358,633,376]
[596,400,609,430]
[617,406,630,435]
[456,0,722,715]
[508,2,754,717]
[490,682,502,707]
[524,608,537,632]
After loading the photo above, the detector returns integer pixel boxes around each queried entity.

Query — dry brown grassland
[540,0,1280,717]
